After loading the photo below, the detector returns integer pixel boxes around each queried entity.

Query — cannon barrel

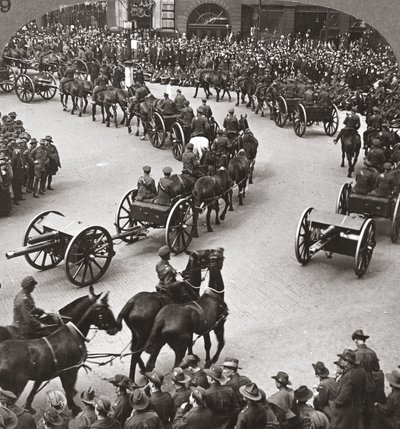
[27,231,60,245]
[111,225,148,241]
[309,225,339,256]
[6,239,60,260]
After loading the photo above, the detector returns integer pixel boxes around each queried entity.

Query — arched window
[187,4,230,39]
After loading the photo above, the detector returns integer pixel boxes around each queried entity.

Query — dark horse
[116,249,214,380]
[193,69,231,102]
[228,150,250,206]
[92,87,129,127]
[144,248,227,370]
[192,158,233,234]
[61,79,94,117]
[126,93,161,139]
[235,76,257,110]
[237,120,259,184]
[0,286,118,415]
[340,131,361,177]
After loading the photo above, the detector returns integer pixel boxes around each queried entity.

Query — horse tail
[115,298,136,331]
[144,318,165,355]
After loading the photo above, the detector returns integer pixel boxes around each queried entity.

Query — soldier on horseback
[334,106,361,145]
[182,143,204,178]
[91,72,109,104]
[363,106,383,151]
[223,108,240,150]
[59,60,75,94]
[155,246,178,295]
[211,129,230,158]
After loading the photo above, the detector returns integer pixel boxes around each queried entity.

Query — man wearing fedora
[373,369,400,429]
[312,361,338,419]
[179,355,209,390]
[204,365,239,429]
[234,383,267,429]
[73,388,98,426]
[172,386,212,429]
[171,368,191,410]
[91,396,121,429]
[43,136,61,191]
[145,370,175,429]
[0,387,35,429]
[222,358,251,410]
[330,349,366,429]
[267,371,296,428]
[38,407,63,429]
[105,375,132,426]
[124,389,164,429]
[46,391,69,429]
[293,385,329,429]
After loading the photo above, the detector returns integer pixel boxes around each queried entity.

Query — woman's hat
[312,361,329,377]
[294,385,313,402]
[80,387,97,405]
[204,365,226,383]
[387,370,400,388]
[271,371,291,386]
[239,383,262,401]
[130,389,149,410]
[42,407,63,426]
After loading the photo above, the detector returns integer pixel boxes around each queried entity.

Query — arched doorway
[187,4,230,39]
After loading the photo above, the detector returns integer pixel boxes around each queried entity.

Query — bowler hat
[271,371,291,386]
[0,388,17,406]
[337,349,360,365]
[171,367,191,385]
[21,276,37,289]
[145,370,164,386]
[223,357,242,370]
[351,329,370,341]
[204,365,226,383]
[312,361,329,377]
[163,166,172,175]
[294,385,313,402]
[158,245,170,258]
[42,407,63,426]
[80,387,97,405]
[142,165,151,173]
[239,383,262,401]
[106,374,131,390]
[94,396,111,414]
[386,370,400,388]
[189,386,206,404]
[130,389,149,410]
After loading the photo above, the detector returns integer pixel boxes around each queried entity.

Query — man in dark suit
[222,358,251,410]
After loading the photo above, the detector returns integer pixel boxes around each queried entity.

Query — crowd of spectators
[0,112,61,217]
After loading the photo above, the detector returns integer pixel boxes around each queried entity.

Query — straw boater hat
[239,383,262,402]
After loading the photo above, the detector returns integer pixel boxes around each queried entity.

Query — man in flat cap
[136,165,157,202]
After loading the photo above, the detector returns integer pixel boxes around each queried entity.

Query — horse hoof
[92,118,95,122]
[79,113,82,117]
[106,124,110,127]
[229,207,234,211]
[63,107,67,112]
[347,174,352,178]
[340,164,344,167]
[135,132,139,137]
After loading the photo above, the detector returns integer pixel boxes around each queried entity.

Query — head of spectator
[222,357,241,379]
[204,365,226,385]
[312,361,330,380]
[162,166,172,177]
[337,349,360,368]
[294,385,313,404]
[42,407,63,429]
[189,386,206,407]
[386,370,400,391]
[163,92,169,100]
[21,275,37,293]
[271,371,291,389]
[94,396,112,419]
[80,387,97,409]
[171,367,191,389]
[145,369,164,391]
[179,354,200,371]
[106,374,132,394]
[46,390,67,414]
[184,100,190,107]
[239,383,262,405]
[130,389,149,411]
[142,165,151,174]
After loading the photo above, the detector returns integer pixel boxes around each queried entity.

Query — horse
[169,173,197,198]
[340,131,361,177]
[254,83,271,117]
[228,150,250,206]
[237,124,259,185]
[193,70,231,102]
[235,76,257,110]
[61,79,94,117]
[144,248,227,370]
[116,249,216,380]
[0,286,118,415]
[92,87,129,127]
[192,159,233,234]
[126,93,160,138]
[38,52,60,73]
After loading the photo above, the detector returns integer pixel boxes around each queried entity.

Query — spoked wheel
[324,104,339,136]
[65,225,114,287]
[148,112,166,148]
[295,207,313,265]
[293,104,307,137]
[73,59,89,80]
[0,66,15,92]
[15,74,34,103]
[171,122,185,160]
[307,120,314,126]
[274,96,287,127]
[23,210,65,270]
[115,189,142,243]
[354,219,376,278]
[335,183,351,214]
[165,197,196,254]
[37,72,57,100]
[390,197,400,243]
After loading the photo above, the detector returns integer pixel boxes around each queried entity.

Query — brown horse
[237,126,259,184]
[116,249,214,380]
[193,69,231,102]
[340,131,361,177]
[228,150,250,206]
[92,87,129,127]
[192,159,233,234]
[235,76,257,110]
[0,286,118,415]
[144,248,227,370]
[61,79,94,117]
[126,93,161,138]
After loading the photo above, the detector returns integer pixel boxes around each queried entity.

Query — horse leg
[235,91,239,107]
[203,332,212,368]
[101,105,106,124]
[227,89,231,101]
[214,200,221,225]
[238,186,243,206]
[136,117,140,137]
[206,206,214,232]
[71,97,76,115]
[215,88,220,102]
[83,97,88,114]
[92,104,96,121]
[341,142,345,167]
[24,381,42,413]
[228,189,234,212]
[78,97,83,117]
[193,83,198,98]
[169,335,191,369]
[347,153,353,178]
[59,369,81,416]
[113,105,118,128]
[209,323,226,366]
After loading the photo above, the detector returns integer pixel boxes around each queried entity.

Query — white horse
[190,136,210,160]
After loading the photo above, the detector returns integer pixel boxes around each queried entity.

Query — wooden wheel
[23,210,65,270]
[274,96,287,127]
[148,111,166,148]
[73,58,89,79]
[165,197,196,254]
[65,225,114,287]
[391,196,400,243]
[0,66,15,92]
[295,207,313,265]
[354,219,376,278]
[37,72,57,100]
[15,74,34,103]
[171,122,185,161]
[293,104,307,137]
[115,189,142,243]
[335,183,351,215]
[324,104,339,136]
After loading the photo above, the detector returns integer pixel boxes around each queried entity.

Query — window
[162,0,175,30]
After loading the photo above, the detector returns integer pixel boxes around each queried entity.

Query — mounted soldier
[334,106,361,145]
[155,246,179,296]
[59,60,75,94]
[363,106,383,151]
[223,108,240,149]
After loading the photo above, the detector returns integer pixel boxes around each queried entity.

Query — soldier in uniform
[373,370,400,429]
[371,163,395,197]
[172,386,213,429]
[13,276,51,339]
[179,100,194,143]
[312,361,338,420]
[182,143,203,178]
[318,84,331,107]
[283,78,297,98]
[124,389,164,429]
[153,166,173,206]
[234,383,266,429]
[190,107,209,138]
[204,365,239,429]
[29,138,48,198]
[201,98,213,120]
[44,135,61,191]
[74,388,98,426]
[179,355,209,390]
[91,396,121,429]
[174,89,186,114]
[363,106,383,150]
[334,106,361,144]
[136,165,157,202]
[171,368,191,410]
[59,60,75,94]
[159,92,177,116]
[0,155,12,217]
[24,138,37,193]
[354,160,378,194]
[267,371,296,428]
[367,138,386,171]
[155,245,178,295]
[106,375,132,426]
[91,72,109,104]
[303,84,315,106]
[11,145,25,205]
[222,358,251,410]
[223,108,240,148]
[211,129,230,158]
[38,407,63,429]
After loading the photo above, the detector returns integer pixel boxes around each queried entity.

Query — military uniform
[354,166,378,194]
[182,150,199,176]
[371,171,395,196]
[174,94,186,113]
[303,88,315,106]
[156,259,177,292]
[235,403,268,429]
[92,74,109,102]
[136,173,157,201]
[211,134,230,157]
[111,391,132,426]
[190,115,209,138]
[367,146,386,170]
[223,115,239,143]
[29,143,48,195]
[60,66,75,93]
[153,175,173,206]
[13,289,45,338]
[202,103,213,120]
[160,97,177,116]
[313,376,338,419]
[179,106,194,142]
[124,410,164,429]
[172,404,213,429]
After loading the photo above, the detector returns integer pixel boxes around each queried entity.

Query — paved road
[0,84,398,410]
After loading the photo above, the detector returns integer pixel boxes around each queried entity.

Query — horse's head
[209,248,224,271]
[239,114,249,132]
[85,286,119,335]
